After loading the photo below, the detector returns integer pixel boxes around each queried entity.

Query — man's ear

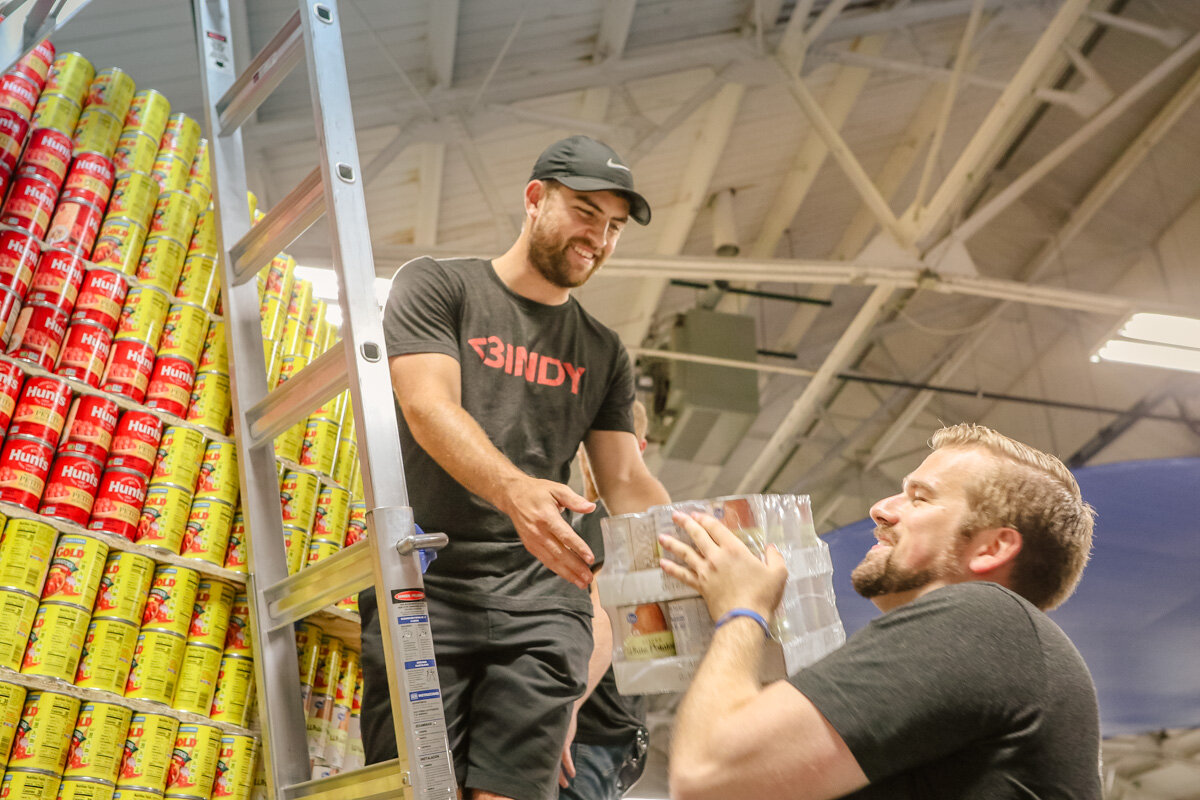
[525,180,547,217]
[967,527,1022,576]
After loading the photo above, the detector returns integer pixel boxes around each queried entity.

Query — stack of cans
[88,409,163,540]
[210,592,256,729]
[136,425,204,553]
[124,563,199,705]
[75,550,155,694]
[74,67,135,160]
[180,439,239,566]
[295,623,364,779]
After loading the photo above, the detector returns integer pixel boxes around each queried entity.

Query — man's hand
[558,706,579,788]
[659,512,788,620]
[501,477,597,589]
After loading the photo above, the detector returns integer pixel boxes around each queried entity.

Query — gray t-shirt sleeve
[383,257,462,360]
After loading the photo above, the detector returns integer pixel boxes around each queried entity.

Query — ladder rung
[263,541,371,630]
[230,167,325,285]
[216,9,303,135]
[281,758,406,800]
[245,340,348,448]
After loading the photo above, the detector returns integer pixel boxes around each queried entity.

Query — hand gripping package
[596,494,846,694]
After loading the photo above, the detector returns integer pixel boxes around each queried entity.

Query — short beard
[528,216,600,289]
[850,530,962,599]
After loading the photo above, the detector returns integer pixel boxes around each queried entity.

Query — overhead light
[1091,312,1200,374]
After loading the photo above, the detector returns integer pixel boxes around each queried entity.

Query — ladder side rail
[0,0,94,73]
[192,2,311,796]
[296,2,456,797]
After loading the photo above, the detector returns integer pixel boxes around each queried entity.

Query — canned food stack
[210,591,256,729]
[0,37,56,196]
[294,624,363,779]
[596,494,846,695]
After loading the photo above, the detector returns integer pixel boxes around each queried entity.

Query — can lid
[0,585,41,600]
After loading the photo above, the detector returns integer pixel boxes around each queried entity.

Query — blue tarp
[822,457,1200,737]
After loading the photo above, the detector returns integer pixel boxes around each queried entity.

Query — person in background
[361,135,670,800]
[662,423,1100,800]
[560,399,652,800]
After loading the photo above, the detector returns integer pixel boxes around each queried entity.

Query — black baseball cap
[530,135,651,225]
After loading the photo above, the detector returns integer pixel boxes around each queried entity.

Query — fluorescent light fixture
[1092,312,1200,374]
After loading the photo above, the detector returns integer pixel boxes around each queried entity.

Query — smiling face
[527,181,629,289]
[852,447,996,610]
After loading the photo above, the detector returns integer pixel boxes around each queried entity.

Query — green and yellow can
[20,600,92,681]
[73,616,139,694]
[64,700,133,783]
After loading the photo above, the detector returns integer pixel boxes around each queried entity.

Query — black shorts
[360,590,592,800]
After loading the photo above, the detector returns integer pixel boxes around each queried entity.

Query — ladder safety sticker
[391,588,425,603]
[405,659,435,669]
[396,614,429,625]
[204,29,235,73]
[409,690,441,702]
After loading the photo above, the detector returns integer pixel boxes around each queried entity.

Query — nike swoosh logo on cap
[606,158,631,172]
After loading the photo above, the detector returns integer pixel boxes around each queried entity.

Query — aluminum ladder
[0,0,95,71]
[191,2,455,798]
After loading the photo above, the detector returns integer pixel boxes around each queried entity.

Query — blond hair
[931,423,1095,610]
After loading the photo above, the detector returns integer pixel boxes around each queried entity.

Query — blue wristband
[715,608,772,639]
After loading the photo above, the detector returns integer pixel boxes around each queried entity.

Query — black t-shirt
[383,257,635,615]
[791,582,1101,799]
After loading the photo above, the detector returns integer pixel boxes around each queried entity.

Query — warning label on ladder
[395,597,454,796]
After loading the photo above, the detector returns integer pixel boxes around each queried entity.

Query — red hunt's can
[0,108,29,173]
[17,127,74,189]
[107,410,162,474]
[44,197,105,255]
[9,374,72,445]
[31,91,82,137]
[46,52,95,104]
[99,339,156,402]
[7,301,70,369]
[87,467,148,541]
[12,39,55,89]
[111,128,157,176]
[124,89,171,142]
[27,247,87,309]
[74,616,139,694]
[55,320,113,388]
[38,452,105,525]
[63,700,132,783]
[1,173,59,237]
[156,302,208,365]
[40,533,109,608]
[106,172,158,228]
[73,106,123,160]
[0,358,24,430]
[0,228,42,299]
[60,394,120,461]
[0,72,39,119]
[72,268,129,332]
[0,285,20,346]
[90,217,147,276]
[92,550,155,623]
[144,356,196,418]
[0,434,54,509]
[63,151,116,208]
[8,690,81,775]
[118,712,179,792]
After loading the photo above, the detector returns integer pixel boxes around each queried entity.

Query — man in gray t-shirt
[361,136,669,800]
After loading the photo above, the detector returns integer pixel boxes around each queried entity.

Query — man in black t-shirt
[661,423,1101,800]
[361,136,670,800]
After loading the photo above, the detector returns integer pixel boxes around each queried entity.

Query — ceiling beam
[414,141,445,247]
[594,0,637,63]
[427,0,460,89]
[448,117,519,240]
[778,0,850,75]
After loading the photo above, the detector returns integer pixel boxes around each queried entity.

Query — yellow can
[343,500,367,547]
[313,390,347,426]
[1,769,63,798]
[124,629,186,704]
[0,589,39,670]
[112,129,159,176]
[32,92,82,137]
[73,106,123,159]
[135,482,194,553]
[64,701,133,782]
[263,337,282,388]
[260,292,287,342]
[280,470,320,531]
[117,712,178,791]
[188,206,217,259]
[165,722,222,797]
[305,538,342,569]
[196,319,227,374]
[20,601,91,680]
[223,593,253,656]
[151,426,207,490]
[160,113,201,165]
[46,52,96,104]
[115,284,171,346]
[209,654,255,728]
[149,190,199,246]
[181,498,236,567]
[297,626,322,712]
[157,302,208,366]
[141,564,200,637]
[9,690,81,774]
[262,253,295,302]
[107,172,159,229]
[40,534,108,609]
[185,371,231,435]
[221,510,246,574]
[134,234,188,294]
[299,417,339,477]
[273,419,304,464]
[0,517,58,596]
[92,551,155,624]
[277,352,308,385]
[0,681,27,765]
[311,484,350,543]
[334,593,358,614]
[285,278,313,329]
[332,436,357,489]
[283,524,311,576]
[87,67,136,119]
[190,138,211,183]
[150,152,189,194]
[73,617,138,694]
[176,254,219,312]
[114,787,168,800]
[210,734,257,800]
[280,304,311,358]
[186,579,235,649]
[193,440,238,503]
[124,89,171,142]
[91,217,147,276]
[57,779,118,800]
[185,176,212,217]
[171,642,223,715]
